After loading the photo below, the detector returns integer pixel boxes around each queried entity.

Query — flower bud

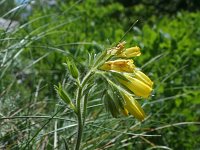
[121,92,146,121]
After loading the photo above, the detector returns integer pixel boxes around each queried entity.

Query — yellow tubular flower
[134,70,153,87]
[118,74,153,98]
[117,46,141,58]
[99,59,135,73]
[122,92,146,121]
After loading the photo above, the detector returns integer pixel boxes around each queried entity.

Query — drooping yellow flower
[99,59,135,73]
[117,46,141,58]
[122,92,146,121]
[134,70,153,87]
[118,74,153,98]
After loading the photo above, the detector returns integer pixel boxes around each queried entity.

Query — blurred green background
[0,0,200,149]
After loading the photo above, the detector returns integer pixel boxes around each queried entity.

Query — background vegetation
[0,0,200,149]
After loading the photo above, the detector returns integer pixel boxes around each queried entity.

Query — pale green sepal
[54,83,77,113]
[65,57,79,79]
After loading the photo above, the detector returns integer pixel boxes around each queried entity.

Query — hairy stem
[75,71,93,150]
[75,51,109,150]
[75,86,83,150]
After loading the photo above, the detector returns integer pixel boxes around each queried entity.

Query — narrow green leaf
[103,90,120,118]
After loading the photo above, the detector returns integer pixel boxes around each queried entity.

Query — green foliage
[0,0,200,149]
[0,0,15,18]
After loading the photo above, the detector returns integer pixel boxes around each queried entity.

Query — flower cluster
[99,42,153,121]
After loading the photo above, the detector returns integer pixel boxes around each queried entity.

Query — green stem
[75,87,82,150]
[75,50,110,150]
[82,93,89,126]
[75,112,83,150]
[75,71,93,150]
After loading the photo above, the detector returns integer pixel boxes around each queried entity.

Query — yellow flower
[118,74,153,98]
[117,46,141,58]
[134,70,153,87]
[122,92,146,121]
[99,59,135,73]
